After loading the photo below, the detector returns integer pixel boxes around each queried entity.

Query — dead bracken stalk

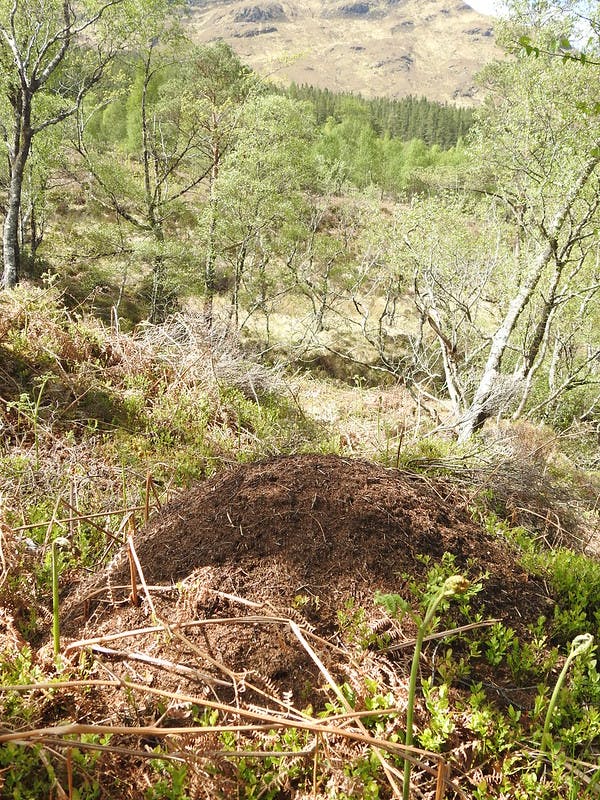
[382,618,500,652]
[127,534,139,608]
[64,614,353,656]
[12,506,151,534]
[60,497,127,546]
[125,522,157,619]
[89,644,232,687]
[289,620,404,798]
[64,610,355,718]
[436,760,448,800]
[0,678,463,796]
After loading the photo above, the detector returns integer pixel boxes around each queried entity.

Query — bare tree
[458,149,600,438]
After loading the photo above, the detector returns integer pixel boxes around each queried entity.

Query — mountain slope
[186,0,503,104]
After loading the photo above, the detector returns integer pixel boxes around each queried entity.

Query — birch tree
[78,40,254,322]
[0,0,168,289]
[455,31,600,437]
[458,156,600,438]
[208,93,316,333]
[188,42,258,328]
[394,28,600,438]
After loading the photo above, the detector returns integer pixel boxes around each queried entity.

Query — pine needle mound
[64,454,552,708]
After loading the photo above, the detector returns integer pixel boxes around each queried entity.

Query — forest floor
[1,289,599,799]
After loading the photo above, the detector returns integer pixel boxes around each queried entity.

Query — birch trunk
[415,290,464,418]
[2,92,33,288]
[203,139,220,329]
[2,162,25,288]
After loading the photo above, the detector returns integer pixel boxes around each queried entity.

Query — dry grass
[136,311,283,397]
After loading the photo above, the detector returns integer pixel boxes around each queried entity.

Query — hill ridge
[186,0,502,103]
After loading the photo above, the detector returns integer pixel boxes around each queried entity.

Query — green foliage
[485,622,518,666]
[0,742,53,799]
[288,84,474,146]
[540,633,595,758]
[337,599,386,649]
[146,758,190,800]
[0,647,44,723]
[205,91,317,326]
[342,753,383,800]
[219,727,314,799]
[523,548,600,642]
[418,678,455,751]
[466,682,514,755]
[78,39,260,320]
[369,528,600,794]
[376,559,472,800]
[314,118,468,195]
[392,552,485,621]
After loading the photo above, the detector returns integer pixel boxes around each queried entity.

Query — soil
[62,454,554,712]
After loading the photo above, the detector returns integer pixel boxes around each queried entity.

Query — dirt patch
[62,454,552,711]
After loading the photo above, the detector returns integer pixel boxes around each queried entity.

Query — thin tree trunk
[3,166,24,288]
[149,225,166,323]
[20,166,45,279]
[231,240,247,329]
[2,93,33,288]
[511,307,556,420]
[415,282,464,418]
[203,141,219,329]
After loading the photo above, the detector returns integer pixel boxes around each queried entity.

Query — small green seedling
[540,632,594,763]
[377,573,470,800]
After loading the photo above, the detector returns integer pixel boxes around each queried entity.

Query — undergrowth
[0,538,599,798]
[0,287,599,798]
[0,284,322,531]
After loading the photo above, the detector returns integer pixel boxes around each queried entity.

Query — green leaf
[375,591,410,618]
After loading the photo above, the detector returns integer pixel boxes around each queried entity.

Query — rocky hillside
[186,0,503,103]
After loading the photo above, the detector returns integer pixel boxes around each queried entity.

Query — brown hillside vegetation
[187,0,502,103]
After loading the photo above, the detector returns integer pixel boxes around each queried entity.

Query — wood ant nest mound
[63,454,551,710]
